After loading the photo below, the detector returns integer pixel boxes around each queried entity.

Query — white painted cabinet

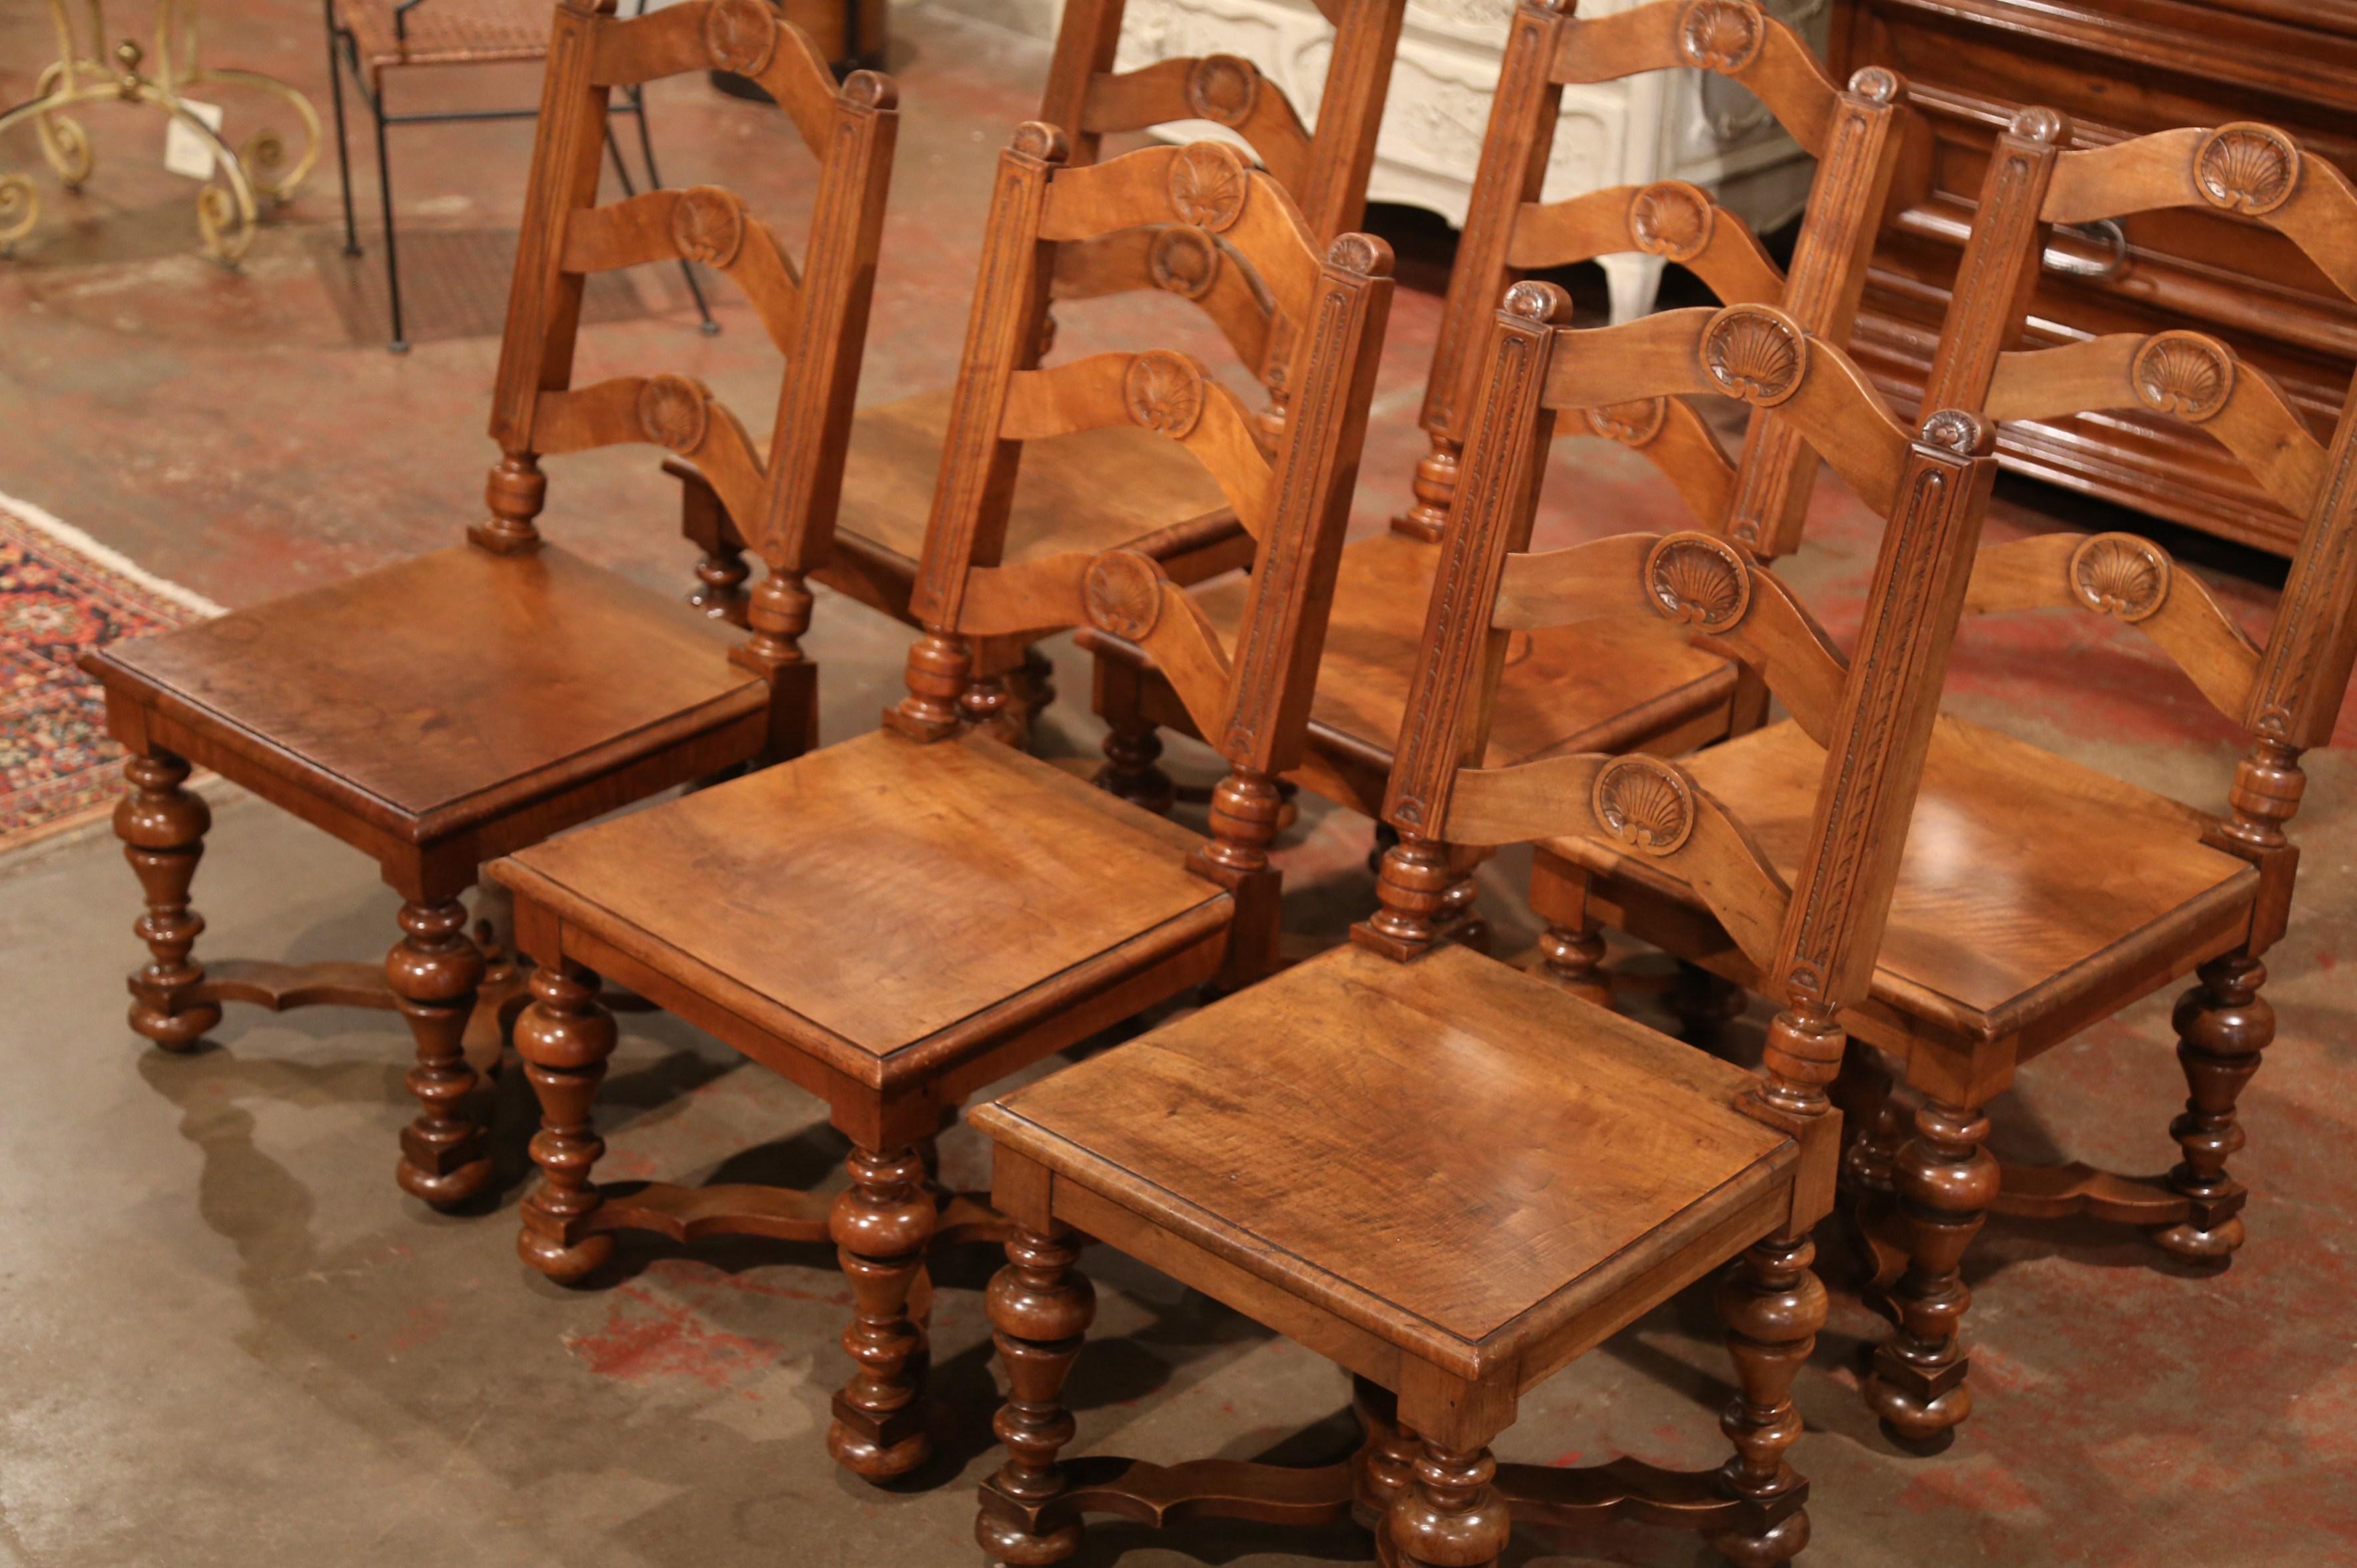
[1114,0,1829,322]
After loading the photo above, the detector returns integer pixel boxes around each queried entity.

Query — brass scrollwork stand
[0,0,322,263]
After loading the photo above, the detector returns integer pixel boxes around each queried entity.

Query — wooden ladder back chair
[671,0,1408,730]
[77,0,892,1216]
[965,281,1997,1568]
[488,0,898,756]
[483,126,1393,1485]
[1788,109,2357,1449]
[1076,0,1909,884]
[1411,0,1913,557]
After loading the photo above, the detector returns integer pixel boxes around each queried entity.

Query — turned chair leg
[1712,1233,1826,1567]
[977,1226,1094,1567]
[116,750,221,1050]
[388,896,492,1206]
[1385,1437,1513,1568]
[515,958,618,1282]
[829,1144,938,1481]
[1666,959,1747,1049]
[1093,655,1175,813]
[1016,647,1057,726]
[1096,716,1176,814]
[2155,951,2273,1264]
[1863,1098,1995,1450]
[1534,918,1610,1007]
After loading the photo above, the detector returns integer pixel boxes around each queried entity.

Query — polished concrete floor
[3,2,2356,1565]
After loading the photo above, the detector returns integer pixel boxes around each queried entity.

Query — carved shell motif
[1630,182,1714,263]
[1148,226,1220,300]
[1168,142,1249,232]
[1701,306,1806,407]
[2131,331,2234,423]
[1678,0,1764,72]
[1083,551,1165,640]
[637,375,710,453]
[670,186,746,268]
[2068,532,2173,623]
[1592,756,1698,857]
[1186,55,1259,127]
[2194,124,2300,217]
[1644,533,1752,632]
[703,0,779,76]
[1124,350,1206,438]
[1586,397,1668,447]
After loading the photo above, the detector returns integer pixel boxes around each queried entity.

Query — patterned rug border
[1,490,226,619]
[1,489,222,859]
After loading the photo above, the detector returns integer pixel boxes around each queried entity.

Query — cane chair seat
[335,0,551,76]
[1546,714,2261,1050]
[825,388,1249,617]
[1185,529,1740,775]
[492,728,1233,1083]
[86,544,765,841]
[976,939,1800,1371]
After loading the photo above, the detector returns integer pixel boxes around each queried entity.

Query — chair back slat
[586,0,842,153]
[559,188,803,353]
[1541,306,1915,517]
[1504,182,1788,306]
[1987,334,2325,519]
[999,354,1277,539]
[1079,58,1317,194]
[1554,0,1841,155]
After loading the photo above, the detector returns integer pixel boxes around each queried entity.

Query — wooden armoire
[1830,0,2357,556]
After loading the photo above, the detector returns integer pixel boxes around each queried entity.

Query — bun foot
[1710,1508,1810,1568]
[1864,1364,1969,1453]
[131,998,220,1051]
[398,1153,493,1209]
[517,1224,613,1284]
[2151,1214,2243,1265]
[827,1420,929,1481]
[976,1497,1080,1567]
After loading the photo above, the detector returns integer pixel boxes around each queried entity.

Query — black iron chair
[322,0,716,351]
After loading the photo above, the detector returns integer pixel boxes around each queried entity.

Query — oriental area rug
[0,491,221,856]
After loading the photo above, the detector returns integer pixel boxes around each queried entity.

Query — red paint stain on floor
[386,1297,448,1356]
[562,1284,783,1388]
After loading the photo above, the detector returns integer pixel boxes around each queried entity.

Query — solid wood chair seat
[824,387,1252,619]
[85,543,765,843]
[975,940,1800,1378]
[1185,531,1741,776]
[336,0,551,74]
[492,728,1233,1090]
[1547,713,2261,1049]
